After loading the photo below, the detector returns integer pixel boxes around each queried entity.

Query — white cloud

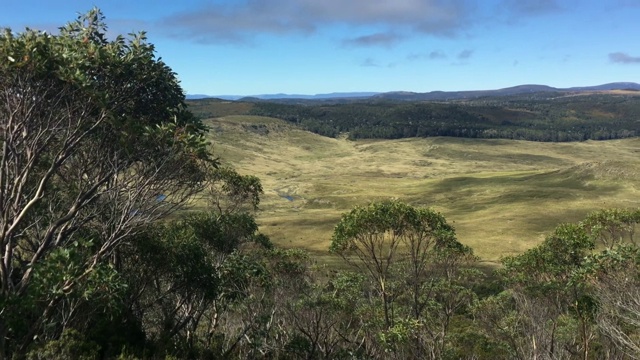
[342,32,405,48]
[609,52,640,64]
[160,0,474,44]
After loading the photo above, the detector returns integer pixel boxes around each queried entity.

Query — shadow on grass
[420,169,621,213]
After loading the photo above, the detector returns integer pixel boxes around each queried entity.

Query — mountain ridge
[187,82,640,101]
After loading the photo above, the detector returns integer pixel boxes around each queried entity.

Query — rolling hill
[190,82,640,101]
[197,115,640,265]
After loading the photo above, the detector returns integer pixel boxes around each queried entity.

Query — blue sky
[2,0,639,96]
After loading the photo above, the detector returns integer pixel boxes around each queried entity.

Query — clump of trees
[329,201,480,359]
[243,96,640,142]
[3,9,640,360]
[0,8,214,358]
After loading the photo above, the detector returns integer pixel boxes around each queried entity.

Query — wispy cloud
[457,49,474,59]
[609,52,640,64]
[109,18,150,35]
[496,0,568,25]
[160,0,474,44]
[501,0,562,16]
[342,32,404,48]
[616,0,640,8]
[407,50,447,60]
[429,51,448,59]
[360,58,381,67]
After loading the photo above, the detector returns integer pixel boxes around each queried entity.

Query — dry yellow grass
[202,115,640,266]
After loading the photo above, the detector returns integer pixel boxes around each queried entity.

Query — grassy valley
[200,114,640,264]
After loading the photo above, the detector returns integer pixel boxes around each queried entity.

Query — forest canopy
[188,93,640,142]
[246,95,640,141]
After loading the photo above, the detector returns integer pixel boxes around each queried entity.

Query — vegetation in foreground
[1,9,640,360]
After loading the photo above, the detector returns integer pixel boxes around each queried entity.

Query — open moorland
[200,114,640,265]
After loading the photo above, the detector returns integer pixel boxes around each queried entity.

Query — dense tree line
[3,10,640,359]
[244,95,640,142]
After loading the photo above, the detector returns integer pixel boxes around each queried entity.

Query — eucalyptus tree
[117,165,272,358]
[581,208,640,249]
[0,9,211,358]
[585,245,640,358]
[330,200,477,358]
[497,223,597,360]
[579,209,640,358]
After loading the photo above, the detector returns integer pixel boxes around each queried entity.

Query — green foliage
[330,200,481,358]
[29,239,125,302]
[583,244,640,357]
[122,207,273,343]
[493,213,640,359]
[243,94,640,142]
[0,8,212,358]
[377,318,421,353]
[206,166,264,214]
[106,163,276,358]
[0,8,209,156]
[580,208,640,248]
[26,328,100,360]
[330,200,455,254]
[502,224,596,356]
[501,223,594,294]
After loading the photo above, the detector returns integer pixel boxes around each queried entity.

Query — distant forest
[189,92,640,142]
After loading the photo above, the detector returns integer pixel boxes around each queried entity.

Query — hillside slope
[202,115,640,264]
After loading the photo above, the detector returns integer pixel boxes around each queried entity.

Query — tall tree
[496,223,598,360]
[330,200,476,358]
[586,245,640,358]
[580,209,640,358]
[0,9,211,358]
[117,166,271,358]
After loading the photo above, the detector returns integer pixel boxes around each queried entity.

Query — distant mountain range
[186,92,378,101]
[187,82,640,101]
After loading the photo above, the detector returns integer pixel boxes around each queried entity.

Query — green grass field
[202,115,640,266]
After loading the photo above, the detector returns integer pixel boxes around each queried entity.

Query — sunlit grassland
[200,115,640,266]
